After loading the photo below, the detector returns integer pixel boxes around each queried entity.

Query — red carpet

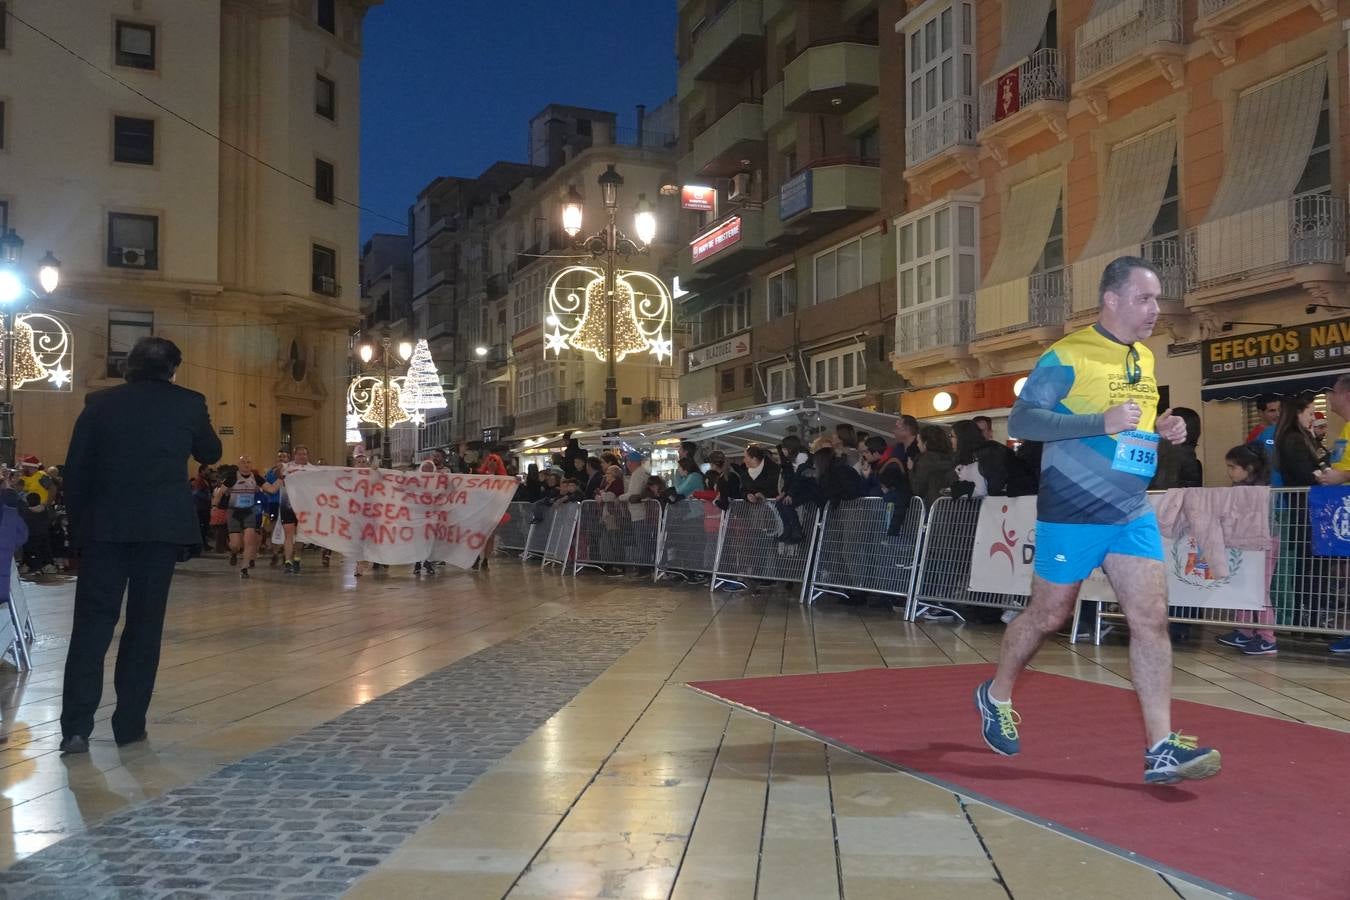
[687,665,1349,900]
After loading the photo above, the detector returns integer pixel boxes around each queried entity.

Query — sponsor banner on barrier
[286,466,517,567]
[1310,485,1350,557]
[969,496,1039,595]
[970,495,1266,610]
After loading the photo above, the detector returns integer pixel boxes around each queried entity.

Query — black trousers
[60,541,179,742]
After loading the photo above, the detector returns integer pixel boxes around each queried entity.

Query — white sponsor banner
[285,466,517,568]
[968,496,1039,596]
[969,495,1266,611]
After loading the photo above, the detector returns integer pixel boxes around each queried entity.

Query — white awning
[1080,0,1142,47]
[992,0,1055,74]
[1205,60,1326,222]
[1080,125,1176,259]
[595,400,903,452]
[982,170,1062,288]
[1072,124,1176,307]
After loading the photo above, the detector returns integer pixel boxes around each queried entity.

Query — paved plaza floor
[0,552,1343,898]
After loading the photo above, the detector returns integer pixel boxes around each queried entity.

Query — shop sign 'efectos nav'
[1201,316,1350,384]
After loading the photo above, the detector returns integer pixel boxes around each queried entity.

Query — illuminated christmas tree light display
[400,339,447,410]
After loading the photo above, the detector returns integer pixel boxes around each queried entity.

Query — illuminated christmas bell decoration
[347,374,411,427]
[0,312,74,391]
[543,265,672,363]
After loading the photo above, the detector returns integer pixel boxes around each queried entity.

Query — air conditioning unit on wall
[120,247,148,268]
[729,172,751,201]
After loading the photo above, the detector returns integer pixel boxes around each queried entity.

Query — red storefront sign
[690,217,742,263]
[994,68,1021,122]
[681,185,717,212]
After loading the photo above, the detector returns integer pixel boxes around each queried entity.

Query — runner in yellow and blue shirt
[973,255,1223,785]
[1314,373,1350,654]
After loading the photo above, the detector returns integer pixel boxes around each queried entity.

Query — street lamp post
[0,229,61,469]
[356,332,413,468]
[561,164,657,430]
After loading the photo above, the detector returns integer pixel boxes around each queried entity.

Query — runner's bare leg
[1101,553,1172,745]
[989,576,1081,701]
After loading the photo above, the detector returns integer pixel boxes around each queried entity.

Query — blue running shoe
[1241,638,1277,656]
[974,680,1020,756]
[1330,636,1350,654]
[1214,630,1251,649]
[1144,732,1221,784]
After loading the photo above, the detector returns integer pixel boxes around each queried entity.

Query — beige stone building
[0,0,376,466]
[888,0,1349,473]
[674,0,902,417]
[409,104,682,461]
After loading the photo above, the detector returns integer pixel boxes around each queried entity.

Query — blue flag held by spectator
[1310,486,1350,557]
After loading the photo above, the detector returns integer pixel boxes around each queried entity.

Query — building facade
[674,0,901,418]
[0,0,374,465]
[409,103,682,461]
[889,0,1349,470]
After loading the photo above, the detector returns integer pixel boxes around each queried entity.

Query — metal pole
[602,207,619,429]
[381,352,391,469]
[2,309,12,469]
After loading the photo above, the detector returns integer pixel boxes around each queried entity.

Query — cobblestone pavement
[0,593,681,899]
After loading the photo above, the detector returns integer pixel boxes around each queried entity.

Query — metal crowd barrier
[494,502,533,554]
[521,505,554,562]
[711,499,820,601]
[654,498,722,581]
[808,497,925,608]
[572,499,662,575]
[541,503,581,570]
[905,496,1028,621]
[1,569,33,671]
[1096,487,1350,640]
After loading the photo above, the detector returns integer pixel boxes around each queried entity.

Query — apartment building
[0,0,376,464]
[674,0,903,416]
[890,0,1349,471]
[409,104,681,456]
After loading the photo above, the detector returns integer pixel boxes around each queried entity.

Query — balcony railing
[640,398,684,423]
[1199,0,1245,13]
[895,295,974,356]
[906,97,978,168]
[1184,195,1346,292]
[1141,237,1185,302]
[556,397,587,427]
[979,49,1067,132]
[1028,270,1070,327]
[1077,0,1182,84]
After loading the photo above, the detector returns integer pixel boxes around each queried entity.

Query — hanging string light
[544,265,671,364]
[347,374,411,427]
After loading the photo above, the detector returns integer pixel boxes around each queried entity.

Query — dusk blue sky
[359,1,678,241]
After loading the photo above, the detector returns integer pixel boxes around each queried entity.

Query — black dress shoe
[115,732,148,747]
[59,735,89,754]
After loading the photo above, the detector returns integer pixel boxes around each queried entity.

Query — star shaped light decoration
[650,338,672,363]
[48,365,71,388]
[408,410,426,426]
[543,328,570,356]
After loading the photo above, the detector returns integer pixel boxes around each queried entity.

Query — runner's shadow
[880,741,1205,802]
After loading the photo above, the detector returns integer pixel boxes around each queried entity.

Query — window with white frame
[515,359,565,414]
[766,362,795,403]
[809,346,866,397]
[767,267,796,319]
[512,265,553,334]
[814,230,883,304]
[897,201,978,314]
[905,3,975,161]
[707,287,751,341]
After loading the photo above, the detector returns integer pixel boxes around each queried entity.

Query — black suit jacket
[65,379,223,548]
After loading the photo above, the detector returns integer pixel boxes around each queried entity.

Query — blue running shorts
[1034,511,1164,584]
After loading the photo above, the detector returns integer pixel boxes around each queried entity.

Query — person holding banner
[975,256,1222,785]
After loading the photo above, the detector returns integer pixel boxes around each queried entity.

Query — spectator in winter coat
[741,444,780,503]
[910,425,956,508]
[707,451,743,511]
[1150,407,1203,489]
[951,419,1014,498]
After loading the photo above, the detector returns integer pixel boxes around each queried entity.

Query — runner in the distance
[975,255,1222,785]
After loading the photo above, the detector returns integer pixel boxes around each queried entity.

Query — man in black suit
[59,337,222,753]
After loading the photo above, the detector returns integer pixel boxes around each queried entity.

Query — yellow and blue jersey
[1010,324,1160,525]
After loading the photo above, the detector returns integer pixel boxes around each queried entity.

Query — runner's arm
[1007,359,1105,442]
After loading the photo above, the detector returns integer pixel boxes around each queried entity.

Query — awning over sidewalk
[600,400,900,452]
[1200,367,1349,402]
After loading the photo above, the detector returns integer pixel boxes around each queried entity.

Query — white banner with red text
[968,495,1265,611]
[285,466,517,567]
